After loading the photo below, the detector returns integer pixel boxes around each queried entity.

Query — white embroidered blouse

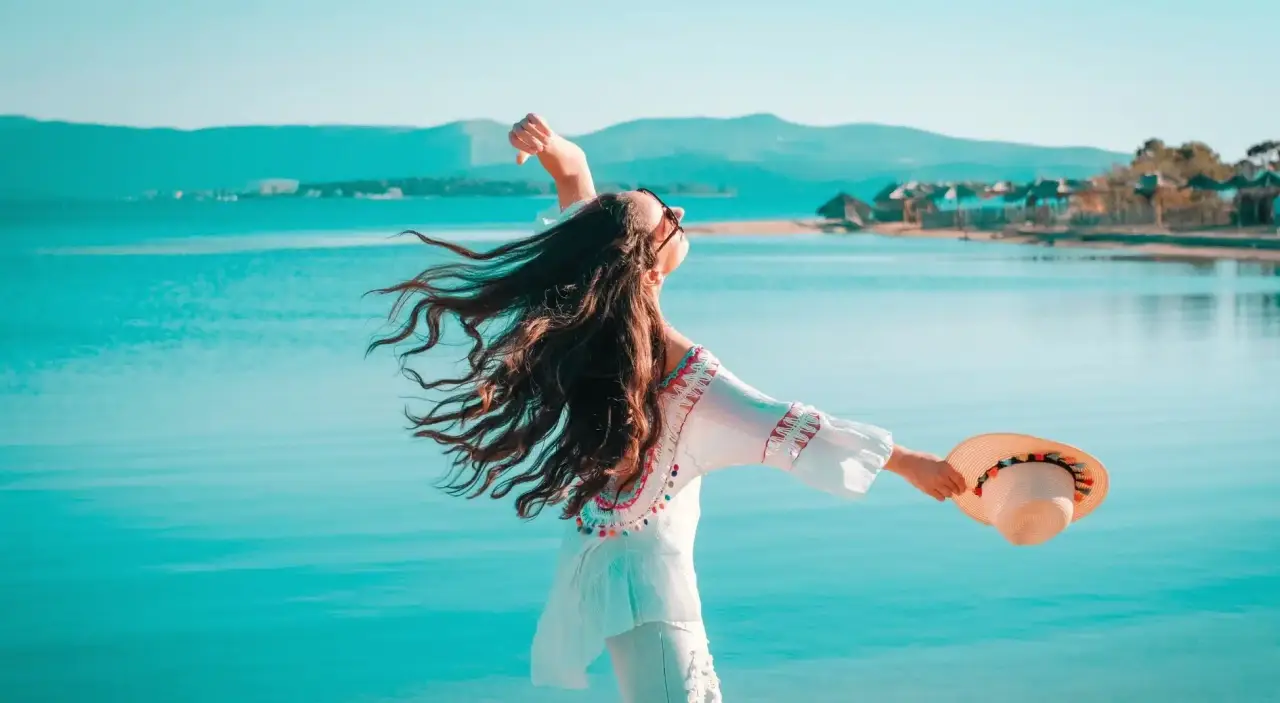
[526,202,896,689]
[530,345,895,689]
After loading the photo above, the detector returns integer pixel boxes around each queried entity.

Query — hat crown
[948,433,1108,544]
[984,462,1075,546]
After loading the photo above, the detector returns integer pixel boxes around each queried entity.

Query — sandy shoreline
[686,219,1280,263]
[684,219,832,235]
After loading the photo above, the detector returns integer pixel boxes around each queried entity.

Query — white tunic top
[530,345,895,688]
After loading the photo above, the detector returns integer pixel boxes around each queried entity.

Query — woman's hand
[886,446,966,502]
[509,113,595,209]
[508,113,553,165]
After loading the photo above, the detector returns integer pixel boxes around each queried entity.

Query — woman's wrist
[538,135,588,180]
[884,444,919,476]
[883,444,966,501]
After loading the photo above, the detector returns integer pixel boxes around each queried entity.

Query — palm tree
[1136,138,1167,161]
[1246,140,1280,170]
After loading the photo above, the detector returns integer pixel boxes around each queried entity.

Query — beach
[685,219,834,235]
[687,218,1280,262]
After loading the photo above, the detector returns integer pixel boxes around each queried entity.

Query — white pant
[606,621,723,703]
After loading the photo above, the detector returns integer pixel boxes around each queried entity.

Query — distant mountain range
[0,114,1126,201]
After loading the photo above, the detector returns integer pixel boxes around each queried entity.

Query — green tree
[1090,138,1237,227]
[1245,140,1279,169]
[1135,138,1167,161]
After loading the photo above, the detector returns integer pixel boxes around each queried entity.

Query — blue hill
[0,114,1125,200]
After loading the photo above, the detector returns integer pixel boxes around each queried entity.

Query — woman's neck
[661,326,696,379]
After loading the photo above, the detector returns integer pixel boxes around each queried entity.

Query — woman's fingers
[917,481,945,502]
[524,113,553,140]
[508,133,530,164]
[926,475,962,500]
[508,114,555,165]
[509,130,544,155]
[509,129,546,164]
[934,461,964,497]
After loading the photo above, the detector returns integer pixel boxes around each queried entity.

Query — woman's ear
[643,268,665,287]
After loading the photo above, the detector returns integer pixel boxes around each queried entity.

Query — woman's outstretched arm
[684,363,965,502]
[508,113,596,210]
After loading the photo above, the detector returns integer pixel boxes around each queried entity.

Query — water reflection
[1018,252,1280,279]
[1123,292,1280,340]
[1251,261,1280,277]
[1237,292,1280,337]
[1128,257,1280,278]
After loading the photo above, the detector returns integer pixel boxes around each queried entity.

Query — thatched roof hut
[1251,170,1280,189]
[1025,178,1064,198]
[816,193,875,227]
[871,182,900,205]
[1190,171,1278,191]
[1185,173,1225,191]
[1056,178,1092,195]
[889,181,931,201]
[1135,172,1180,194]
[1223,174,1254,190]
[933,183,981,201]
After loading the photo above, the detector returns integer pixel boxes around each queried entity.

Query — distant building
[816,193,875,228]
[254,179,300,196]
[368,187,404,200]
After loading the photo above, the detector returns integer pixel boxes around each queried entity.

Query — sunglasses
[637,188,684,253]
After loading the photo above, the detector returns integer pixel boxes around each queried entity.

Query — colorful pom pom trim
[575,346,720,540]
[577,468,679,537]
[972,451,1095,503]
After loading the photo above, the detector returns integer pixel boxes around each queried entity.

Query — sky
[1,0,1275,159]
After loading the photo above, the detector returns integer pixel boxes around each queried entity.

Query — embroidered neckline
[590,345,704,512]
[659,345,702,390]
[578,346,719,538]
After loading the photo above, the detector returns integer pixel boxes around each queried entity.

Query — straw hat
[948,433,1109,546]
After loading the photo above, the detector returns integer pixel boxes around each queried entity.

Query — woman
[371,114,965,702]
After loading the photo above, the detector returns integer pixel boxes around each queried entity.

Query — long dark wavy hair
[368,194,669,519]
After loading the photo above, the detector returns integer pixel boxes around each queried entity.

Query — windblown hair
[368,194,668,519]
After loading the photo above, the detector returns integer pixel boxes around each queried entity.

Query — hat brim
[947,433,1108,526]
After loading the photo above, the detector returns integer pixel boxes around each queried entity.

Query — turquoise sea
[2,197,1279,702]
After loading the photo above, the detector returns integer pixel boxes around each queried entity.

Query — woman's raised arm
[509,113,596,210]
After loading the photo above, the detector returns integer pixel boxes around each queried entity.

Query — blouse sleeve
[682,365,895,499]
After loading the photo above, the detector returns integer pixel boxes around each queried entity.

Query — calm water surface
[2,199,1279,702]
